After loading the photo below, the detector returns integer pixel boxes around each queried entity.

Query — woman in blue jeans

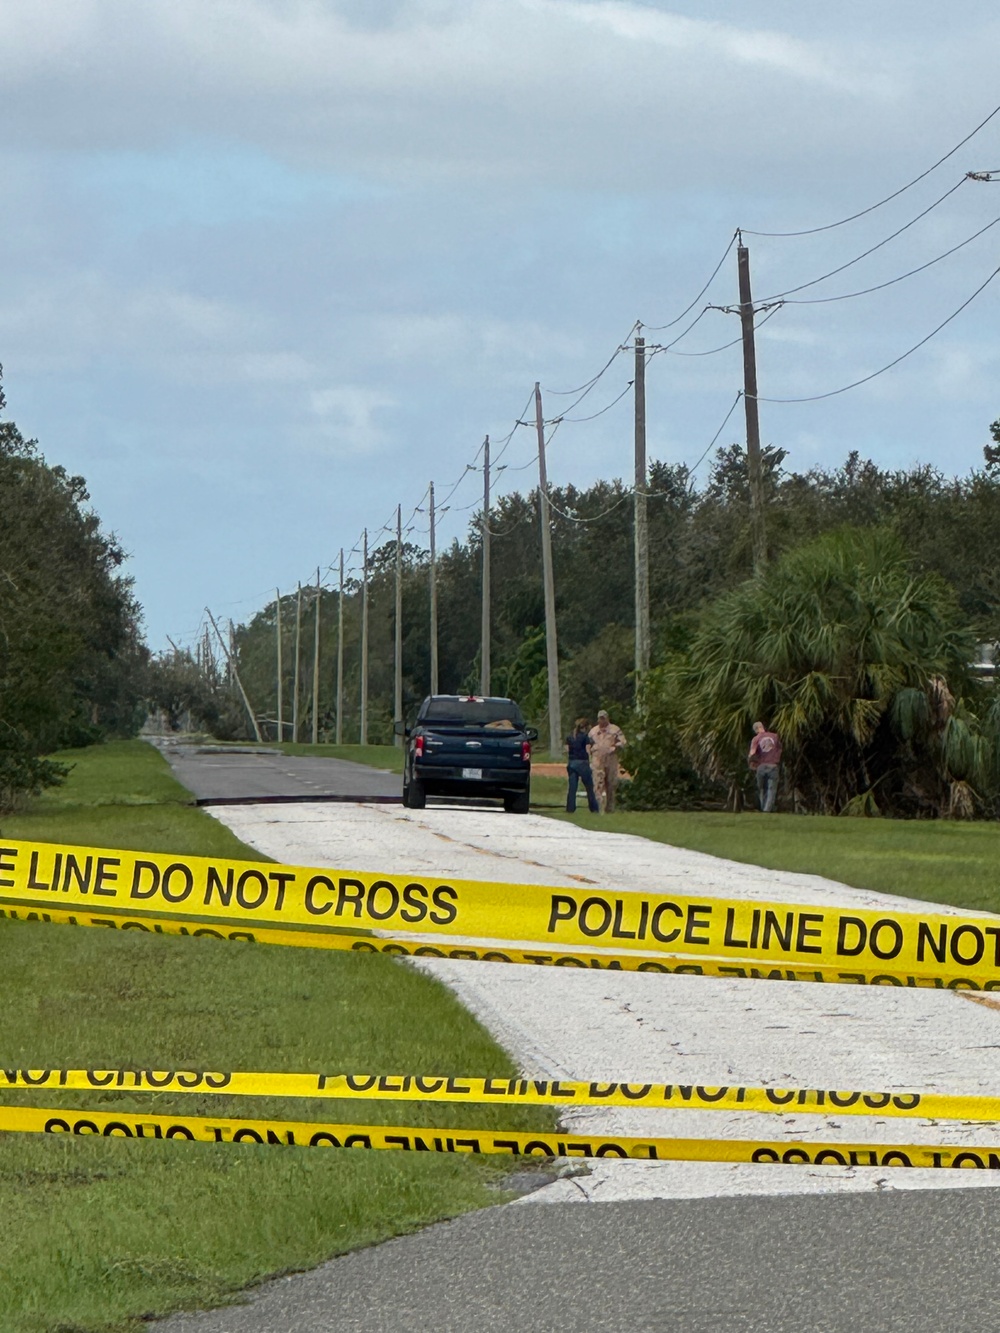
[565,718,600,813]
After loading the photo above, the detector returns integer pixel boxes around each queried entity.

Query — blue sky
[2,0,1000,645]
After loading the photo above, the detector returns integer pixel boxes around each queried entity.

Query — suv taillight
[414,735,425,758]
[521,740,531,762]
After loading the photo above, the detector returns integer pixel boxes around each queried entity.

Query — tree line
[202,425,1000,816]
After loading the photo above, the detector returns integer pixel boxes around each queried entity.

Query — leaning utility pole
[534,382,562,756]
[394,504,403,743]
[292,582,302,743]
[360,529,369,745]
[480,437,491,696]
[336,549,345,745]
[633,332,650,688]
[275,589,284,743]
[206,608,263,743]
[311,567,321,745]
[428,482,439,694]
[737,236,767,571]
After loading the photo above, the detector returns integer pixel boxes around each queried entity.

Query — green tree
[666,527,988,816]
[0,372,146,806]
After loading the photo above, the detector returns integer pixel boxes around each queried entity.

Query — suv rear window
[421,698,525,728]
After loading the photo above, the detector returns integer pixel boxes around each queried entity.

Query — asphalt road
[154,740,400,802]
[157,1189,1000,1332]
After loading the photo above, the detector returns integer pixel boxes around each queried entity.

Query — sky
[3,0,1000,647]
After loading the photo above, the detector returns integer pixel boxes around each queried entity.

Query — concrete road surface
[157,1189,1000,1332]
[150,767,1000,1330]
[153,739,399,802]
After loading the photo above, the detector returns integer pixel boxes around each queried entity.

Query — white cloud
[0,0,936,189]
[307,384,395,453]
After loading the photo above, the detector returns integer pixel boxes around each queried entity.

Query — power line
[742,99,1000,238]
[686,393,744,476]
[778,212,1000,305]
[757,260,1000,404]
[546,487,637,525]
[642,232,738,331]
[554,380,635,423]
[490,389,536,468]
[655,304,783,357]
[544,322,638,394]
[753,177,969,304]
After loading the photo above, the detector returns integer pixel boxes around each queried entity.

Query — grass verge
[548,809,1000,915]
[0,741,550,1333]
[278,742,404,772]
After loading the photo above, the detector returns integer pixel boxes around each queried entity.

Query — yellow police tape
[7,1065,1000,1121]
[4,898,1000,992]
[4,837,1000,985]
[4,1103,1000,1169]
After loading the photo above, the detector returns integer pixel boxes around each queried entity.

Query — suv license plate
[461,767,483,780]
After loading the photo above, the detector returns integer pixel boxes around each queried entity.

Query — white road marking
[207,802,1000,1200]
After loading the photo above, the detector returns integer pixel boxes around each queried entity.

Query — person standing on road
[748,720,782,812]
[588,709,626,813]
[565,718,599,814]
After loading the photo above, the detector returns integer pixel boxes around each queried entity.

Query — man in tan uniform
[588,709,626,813]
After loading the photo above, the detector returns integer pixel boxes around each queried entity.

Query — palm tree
[672,527,992,815]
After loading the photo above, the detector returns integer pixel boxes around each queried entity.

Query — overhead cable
[757,260,1000,404]
[642,233,738,331]
[778,212,1000,305]
[742,100,1000,238]
[554,380,635,424]
[656,304,783,358]
[544,322,638,394]
[755,177,968,304]
[686,393,745,477]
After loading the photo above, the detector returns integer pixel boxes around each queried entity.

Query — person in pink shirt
[748,721,782,812]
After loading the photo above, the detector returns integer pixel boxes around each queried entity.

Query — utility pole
[360,528,369,745]
[275,589,283,743]
[481,437,491,696]
[737,236,767,571]
[633,332,650,689]
[534,382,562,756]
[394,504,403,743]
[311,567,321,745]
[292,582,302,743]
[336,548,345,745]
[206,608,263,743]
[429,482,439,694]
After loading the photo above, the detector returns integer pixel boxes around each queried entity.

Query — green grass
[549,809,1000,915]
[0,741,550,1333]
[2,740,262,860]
[279,741,405,773]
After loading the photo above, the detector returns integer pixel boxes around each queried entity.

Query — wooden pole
[360,529,369,745]
[275,589,284,743]
[206,608,263,743]
[292,582,302,743]
[336,548,345,745]
[429,482,439,695]
[480,436,491,696]
[311,567,321,745]
[634,333,650,687]
[534,382,562,756]
[738,238,767,571]
[394,504,403,743]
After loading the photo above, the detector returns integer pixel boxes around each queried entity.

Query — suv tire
[503,788,530,814]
